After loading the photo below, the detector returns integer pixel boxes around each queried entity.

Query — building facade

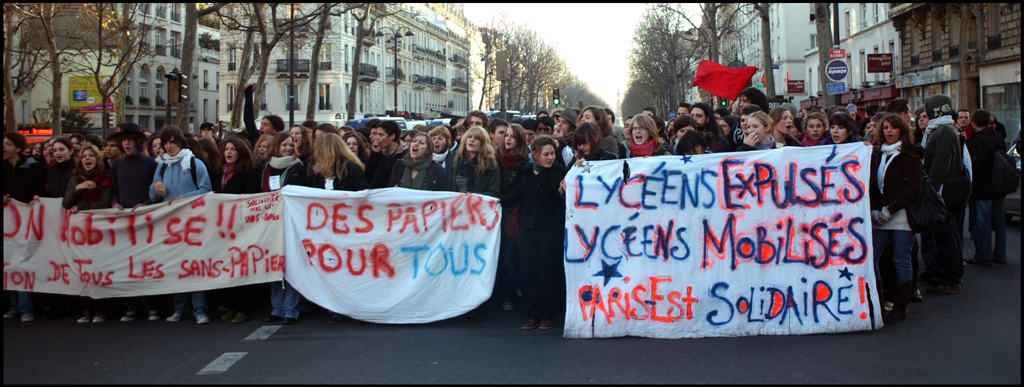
[217,3,476,128]
[726,3,819,101]
[890,3,1020,141]
[800,3,902,112]
[13,3,219,132]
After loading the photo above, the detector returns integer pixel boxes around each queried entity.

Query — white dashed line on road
[196,352,247,375]
[243,325,282,341]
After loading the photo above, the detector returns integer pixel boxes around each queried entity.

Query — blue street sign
[772,64,779,69]
[827,82,846,95]
[826,59,848,82]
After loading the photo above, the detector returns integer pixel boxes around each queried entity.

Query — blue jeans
[8,291,33,317]
[873,229,915,285]
[270,280,300,319]
[173,291,208,317]
[970,199,1007,263]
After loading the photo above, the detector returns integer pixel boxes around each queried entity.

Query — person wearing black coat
[495,125,531,312]
[210,137,264,324]
[4,132,47,322]
[965,110,1007,265]
[46,138,76,199]
[389,132,448,191]
[518,135,568,330]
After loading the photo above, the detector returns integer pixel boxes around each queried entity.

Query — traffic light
[552,88,560,106]
[720,99,729,107]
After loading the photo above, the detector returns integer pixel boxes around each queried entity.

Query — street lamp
[376,26,414,118]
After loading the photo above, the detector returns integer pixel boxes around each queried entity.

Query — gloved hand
[877,207,891,224]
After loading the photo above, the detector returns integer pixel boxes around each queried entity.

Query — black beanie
[924,94,954,120]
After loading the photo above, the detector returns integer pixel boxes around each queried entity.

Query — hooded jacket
[3,155,47,203]
[968,126,1008,200]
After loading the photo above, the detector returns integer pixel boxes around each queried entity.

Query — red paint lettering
[370,243,394,278]
[3,202,21,238]
[355,204,374,233]
[331,203,352,234]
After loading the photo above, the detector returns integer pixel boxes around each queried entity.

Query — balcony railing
[910,55,920,66]
[430,77,446,88]
[451,55,469,67]
[358,63,379,81]
[949,45,960,58]
[932,49,942,62]
[277,59,310,73]
[386,67,404,81]
[228,62,236,71]
[987,34,1002,50]
[319,62,332,71]
[451,78,468,90]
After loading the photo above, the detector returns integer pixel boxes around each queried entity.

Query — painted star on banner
[581,160,592,173]
[838,267,853,281]
[593,260,623,286]
[681,155,693,164]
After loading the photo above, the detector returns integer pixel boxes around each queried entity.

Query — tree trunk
[4,14,17,132]
[229,30,256,129]
[306,9,330,120]
[42,6,62,132]
[176,3,199,131]
[759,3,777,100]
[814,3,834,110]
[253,46,271,122]
[346,22,366,120]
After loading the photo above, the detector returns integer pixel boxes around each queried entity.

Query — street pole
[288,3,295,128]
[832,2,842,108]
[393,35,398,117]
[499,80,505,120]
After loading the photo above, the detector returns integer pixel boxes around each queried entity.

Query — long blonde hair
[455,126,497,175]
[313,133,365,180]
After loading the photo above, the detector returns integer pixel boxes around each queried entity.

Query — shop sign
[866,54,893,73]
[787,80,805,94]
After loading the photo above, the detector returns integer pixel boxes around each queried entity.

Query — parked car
[344,117,408,132]
[427,118,453,127]
[1005,145,1021,222]
[406,120,428,130]
[485,110,521,123]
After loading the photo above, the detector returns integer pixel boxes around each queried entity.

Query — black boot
[884,282,912,324]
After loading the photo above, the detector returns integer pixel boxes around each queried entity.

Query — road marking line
[244,325,282,341]
[196,352,247,375]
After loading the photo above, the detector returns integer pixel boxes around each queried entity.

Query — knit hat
[924,94,954,119]
[559,108,578,128]
[846,103,858,114]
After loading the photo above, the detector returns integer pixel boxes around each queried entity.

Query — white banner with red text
[563,143,883,338]
[282,186,501,324]
[4,192,285,298]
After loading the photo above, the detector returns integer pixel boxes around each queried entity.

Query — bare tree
[305,6,335,120]
[3,5,52,131]
[8,4,76,132]
[343,3,404,120]
[175,3,228,130]
[814,3,834,110]
[70,3,156,138]
[754,3,776,99]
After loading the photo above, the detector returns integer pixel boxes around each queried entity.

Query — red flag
[691,60,759,101]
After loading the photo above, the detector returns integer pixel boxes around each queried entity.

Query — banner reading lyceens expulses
[563,144,882,338]
[282,186,501,324]
[3,193,285,298]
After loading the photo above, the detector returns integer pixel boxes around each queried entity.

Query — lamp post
[376,26,414,118]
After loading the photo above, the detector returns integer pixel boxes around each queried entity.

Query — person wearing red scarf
[62,144,113,324]
[621,114,672,158]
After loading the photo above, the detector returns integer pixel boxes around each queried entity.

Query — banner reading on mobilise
[282,186,501,324]
[563,143,882,338]
[3,192,285,298]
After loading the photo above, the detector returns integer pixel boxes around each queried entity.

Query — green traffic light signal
[553,98,560,106]
[720,100,728,106]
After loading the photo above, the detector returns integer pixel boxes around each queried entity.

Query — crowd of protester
[4,85,1017,330]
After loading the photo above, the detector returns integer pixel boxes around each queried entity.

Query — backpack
[159,157,199,188]
[940,135,972,212]
[990,149,1021,197]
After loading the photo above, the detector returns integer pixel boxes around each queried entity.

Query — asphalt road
[4,219,1021,384]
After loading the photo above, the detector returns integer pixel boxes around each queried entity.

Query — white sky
[464,3,652,114]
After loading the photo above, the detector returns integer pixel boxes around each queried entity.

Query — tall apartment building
[724,3,818,101]
[217,3,476,128]
[889,3,1019,140]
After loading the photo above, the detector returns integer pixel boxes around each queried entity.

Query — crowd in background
[4,85,1018,330]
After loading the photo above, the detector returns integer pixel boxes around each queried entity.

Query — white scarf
[269,155,301,170]
[432,148,449,165]
[921,115,953,148]
[877,141,902,194]
[161,149,194,171]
